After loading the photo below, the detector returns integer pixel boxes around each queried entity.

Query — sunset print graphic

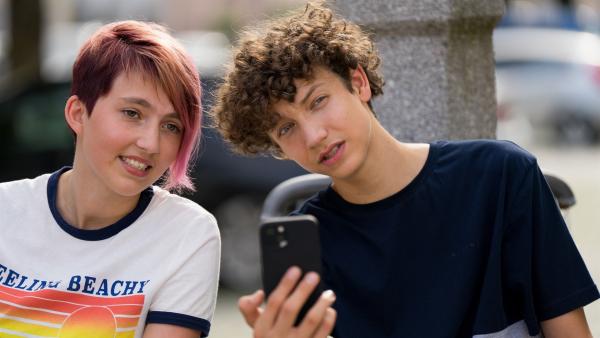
[0,284,144,337]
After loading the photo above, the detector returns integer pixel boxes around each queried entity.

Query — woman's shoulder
[0,173,51,198]
[147,186,219,234]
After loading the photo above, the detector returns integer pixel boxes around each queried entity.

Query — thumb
[238,289,265,327]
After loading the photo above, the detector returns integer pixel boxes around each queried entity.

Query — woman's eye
[163,123,181,134]
[123,109,140,119]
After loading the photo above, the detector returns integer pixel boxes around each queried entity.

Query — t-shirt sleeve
[503,158,599,325]
[146,212,221,337]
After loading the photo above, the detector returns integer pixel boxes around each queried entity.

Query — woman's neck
[56,169,140,230]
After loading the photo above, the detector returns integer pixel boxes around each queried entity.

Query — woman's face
[73,71,183,197]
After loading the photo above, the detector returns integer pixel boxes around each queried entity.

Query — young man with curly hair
[210,2,598,337]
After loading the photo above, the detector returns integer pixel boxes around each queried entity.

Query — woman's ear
[350,65,372,103]
[64,95,87,135]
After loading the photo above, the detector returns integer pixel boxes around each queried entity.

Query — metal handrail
[260,171,575,219]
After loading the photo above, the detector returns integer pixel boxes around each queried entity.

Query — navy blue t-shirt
[297,140,599,337]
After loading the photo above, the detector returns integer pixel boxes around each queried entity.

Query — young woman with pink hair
[0,21,220,338]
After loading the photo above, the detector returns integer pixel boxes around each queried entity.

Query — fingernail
[322,289,335,301]
[304,272,319,285]
[286,266,301,279]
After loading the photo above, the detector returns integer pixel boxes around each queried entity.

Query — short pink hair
[71,20,201,192]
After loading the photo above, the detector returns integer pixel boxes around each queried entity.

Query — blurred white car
[494,27,600,143]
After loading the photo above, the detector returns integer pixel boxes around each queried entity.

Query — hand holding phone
[238,269,337,338]
[259,214,324,325]
[244,213,336,337]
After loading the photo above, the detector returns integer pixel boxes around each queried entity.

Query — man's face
[73,71,183,197]
[268,66,375,181]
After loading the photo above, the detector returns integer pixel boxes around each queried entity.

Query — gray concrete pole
[333,0,505,141]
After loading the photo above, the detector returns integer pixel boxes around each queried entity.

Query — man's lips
[319,141,345,164]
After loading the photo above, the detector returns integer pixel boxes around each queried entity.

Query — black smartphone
[259,214,323,326]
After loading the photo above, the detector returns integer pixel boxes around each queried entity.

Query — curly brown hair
[209,1,384,156]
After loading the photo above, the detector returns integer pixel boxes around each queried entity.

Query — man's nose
[303,120,328,149]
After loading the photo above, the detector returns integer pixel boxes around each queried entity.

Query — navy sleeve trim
[146,311,211,337]
[539,284,600,321]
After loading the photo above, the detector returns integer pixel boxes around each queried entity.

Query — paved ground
[208,143,600,337]
[211,288,252,337]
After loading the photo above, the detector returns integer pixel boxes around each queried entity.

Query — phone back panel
[260,215,323,324]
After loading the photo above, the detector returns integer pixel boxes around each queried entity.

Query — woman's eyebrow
[120,97,178,118]
[120,96,152,108]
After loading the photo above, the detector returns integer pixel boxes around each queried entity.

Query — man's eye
[312,96,327,109]
[278,123,295,137]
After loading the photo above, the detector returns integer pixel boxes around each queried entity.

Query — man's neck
[332,125,430,205]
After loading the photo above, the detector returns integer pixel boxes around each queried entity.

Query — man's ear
[271,146,288,160]
[272,152,289,160]
[350,65,372,103]
[64,95,87,135]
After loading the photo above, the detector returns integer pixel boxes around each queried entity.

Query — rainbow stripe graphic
[0,284,144,338]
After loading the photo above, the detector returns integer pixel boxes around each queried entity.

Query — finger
[258,266,302,331]
[294,289,336,337]
[273,271,321,331]
[313,308,337,338]
[238,289,264,327]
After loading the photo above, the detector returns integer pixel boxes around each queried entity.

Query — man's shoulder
[436,139,531,157]
[434,139,537,170]
[294,190,326,214]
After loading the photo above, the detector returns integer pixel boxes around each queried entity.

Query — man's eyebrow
[299,83,324,106]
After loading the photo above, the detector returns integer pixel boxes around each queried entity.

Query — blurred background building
[0,0,599,336]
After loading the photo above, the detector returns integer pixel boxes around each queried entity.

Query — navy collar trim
[47,167,154,241]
